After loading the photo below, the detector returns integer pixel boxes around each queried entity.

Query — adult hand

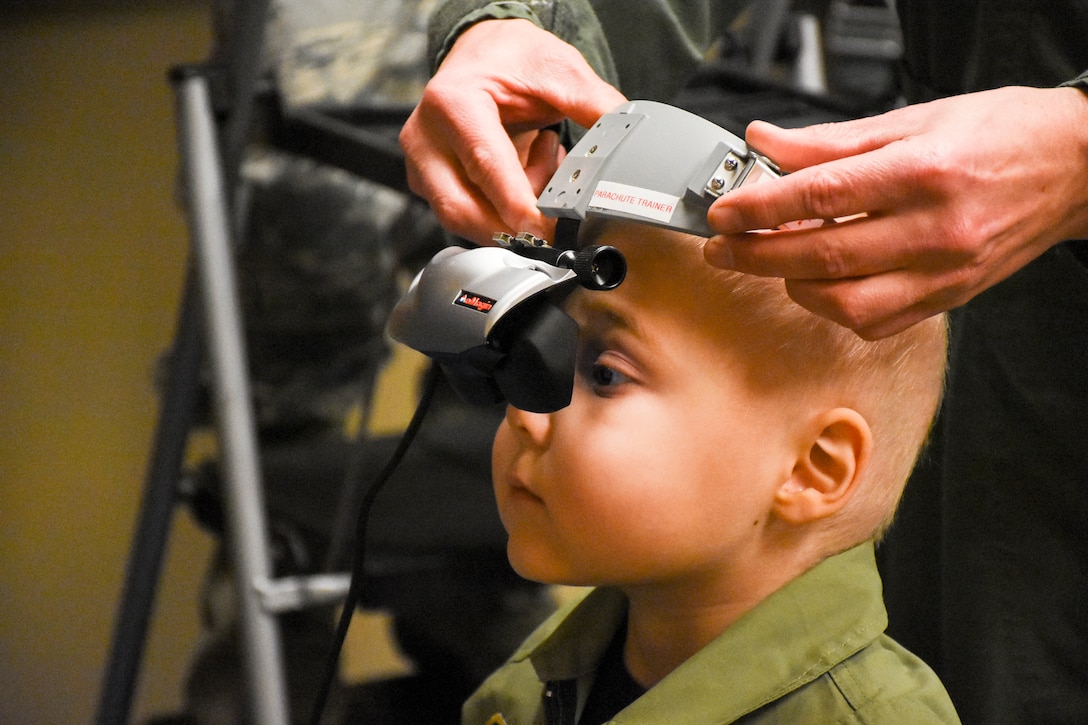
[400,18,627,245]
[704,85,1088,339]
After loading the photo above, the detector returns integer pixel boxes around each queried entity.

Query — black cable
[322,372,381,575]
[309,360,443,725]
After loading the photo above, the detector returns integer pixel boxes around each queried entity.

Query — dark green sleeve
[1061,68,1088,93]
[425,0,748,101]
[426,0,620,89]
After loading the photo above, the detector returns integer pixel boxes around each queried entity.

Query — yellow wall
[0,3,217,722]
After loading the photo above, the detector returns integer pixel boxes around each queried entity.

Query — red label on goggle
[455,290,496,313]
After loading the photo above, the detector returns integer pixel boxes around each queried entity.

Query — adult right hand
[399,18,627,245]
[704,85,1088,339]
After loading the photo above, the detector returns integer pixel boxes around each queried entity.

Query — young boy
[466,220,959,724]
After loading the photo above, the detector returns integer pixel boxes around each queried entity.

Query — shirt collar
[521,541,887,723]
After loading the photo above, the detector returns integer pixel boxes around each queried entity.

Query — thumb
[560,81,627,131]
[531,49,626,130]
[746,114,913,172]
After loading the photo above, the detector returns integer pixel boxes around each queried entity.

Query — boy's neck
[620,550,817,688]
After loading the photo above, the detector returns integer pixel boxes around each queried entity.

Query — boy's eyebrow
[570,295,648,341]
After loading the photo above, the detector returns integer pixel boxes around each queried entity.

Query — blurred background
[0,2,902,722]
[1,3,529,722]
[2,2,235,721]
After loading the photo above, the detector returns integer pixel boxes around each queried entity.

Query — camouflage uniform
[425,3,1088,724]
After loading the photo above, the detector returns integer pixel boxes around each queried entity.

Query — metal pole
[95,270,204,725]
[171,65,290,725]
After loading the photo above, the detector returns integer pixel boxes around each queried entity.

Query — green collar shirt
[463,542,960,724]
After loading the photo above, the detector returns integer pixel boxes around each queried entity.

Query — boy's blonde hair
[594,222,948,552]
[707,267,947,550]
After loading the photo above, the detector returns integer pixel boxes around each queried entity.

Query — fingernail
[708,202,742,235]
[704,238,734,269]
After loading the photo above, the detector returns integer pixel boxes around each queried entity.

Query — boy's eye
[575,332,634,396]
[590,361,629,391]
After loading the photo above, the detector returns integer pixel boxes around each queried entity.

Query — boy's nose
[504,403,552,445]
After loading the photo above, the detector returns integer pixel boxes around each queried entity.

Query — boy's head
[491,221,947,589]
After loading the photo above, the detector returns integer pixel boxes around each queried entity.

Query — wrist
[428,1,541,72]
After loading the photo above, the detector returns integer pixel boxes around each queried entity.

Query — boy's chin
[506,542,589,587]
[506,545,552,583]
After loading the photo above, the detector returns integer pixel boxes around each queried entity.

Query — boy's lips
[503,465,545,503]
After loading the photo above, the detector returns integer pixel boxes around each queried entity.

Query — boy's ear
[774,408,872,525]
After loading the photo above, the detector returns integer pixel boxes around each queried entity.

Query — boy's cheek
[492,421,513,468]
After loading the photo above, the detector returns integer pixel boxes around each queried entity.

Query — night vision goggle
[387,100,781,412]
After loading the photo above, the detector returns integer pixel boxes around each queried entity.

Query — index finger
[401,94,551,243]
[707,141,920,234]
[443,93,553,234]
[703,209,923,282]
